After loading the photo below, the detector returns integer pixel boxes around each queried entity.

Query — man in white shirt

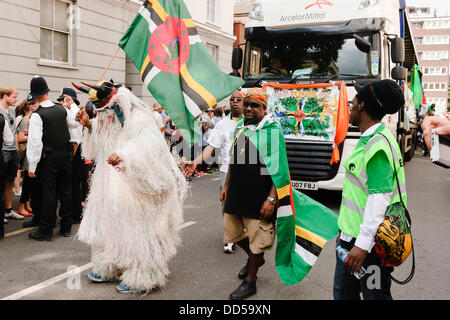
[57,88,84,223]
[0,111,16,237]
[26,76,81,241]
[183,91,245,253]
[152,103,164,133]
[0,86,22,221]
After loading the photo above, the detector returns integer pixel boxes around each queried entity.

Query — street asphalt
[0,154,449,300]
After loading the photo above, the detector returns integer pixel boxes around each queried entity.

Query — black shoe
[23,220,40,228]
[229,280,257,300]
[59,226,72,237]
[59,229,71,237]
[29,230,52,241]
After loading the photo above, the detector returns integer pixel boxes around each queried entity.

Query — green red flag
[119,0,244,145]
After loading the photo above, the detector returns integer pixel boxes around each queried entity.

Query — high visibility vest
[338,124,407,238]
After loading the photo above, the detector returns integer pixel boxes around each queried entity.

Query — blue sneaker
[87,272,107,283]
[116,283,132,294]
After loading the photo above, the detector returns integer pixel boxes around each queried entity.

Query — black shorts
[2,150,19,183]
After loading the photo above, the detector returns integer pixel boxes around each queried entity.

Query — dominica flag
[119,0,244,145]
[410,64,423,110]
[236,115,339,285]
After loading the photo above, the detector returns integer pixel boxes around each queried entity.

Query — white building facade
[408,6,450,115]
[0,0,236,107]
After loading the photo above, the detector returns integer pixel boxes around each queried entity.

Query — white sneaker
[224,243,235,254]
[5,211,24,220]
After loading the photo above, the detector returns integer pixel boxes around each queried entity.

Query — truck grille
[286,140,341,182]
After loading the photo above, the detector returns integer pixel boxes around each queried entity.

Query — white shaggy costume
[77,87,187,292]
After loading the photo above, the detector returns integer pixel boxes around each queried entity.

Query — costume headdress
[72,79,121,111]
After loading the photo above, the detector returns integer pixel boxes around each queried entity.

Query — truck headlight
[359,0,379,9]
[249,2,263,21]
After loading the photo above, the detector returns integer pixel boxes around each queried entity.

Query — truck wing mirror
[391,37,405,63]
[353,34,372,53]
[232,47,243,70]
[392,66,407,80]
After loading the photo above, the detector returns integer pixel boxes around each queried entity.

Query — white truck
[231,0,419,191]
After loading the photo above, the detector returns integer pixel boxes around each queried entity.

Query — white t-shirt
[153,111,164,130]
[68,103,83,144]
[207,116,238,173]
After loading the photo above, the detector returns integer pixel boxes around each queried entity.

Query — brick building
[233,0,253,75]
[409,6,450,114]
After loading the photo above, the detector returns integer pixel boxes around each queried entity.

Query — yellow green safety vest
[338,124,408,238]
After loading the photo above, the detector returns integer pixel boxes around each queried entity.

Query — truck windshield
[243,33,379,81]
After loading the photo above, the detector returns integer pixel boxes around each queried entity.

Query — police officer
[26,76,81,240]
[333,79,407,300]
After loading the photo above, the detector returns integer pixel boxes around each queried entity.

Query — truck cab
[232,0,419,191]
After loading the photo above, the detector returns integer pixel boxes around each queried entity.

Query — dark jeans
[333,237,394,300]
[71,146,83,220]
[28,171,42,225]
[0,154,6,237]
[20,172,32,204]
[0,178,5,237]
[38,149,73,234]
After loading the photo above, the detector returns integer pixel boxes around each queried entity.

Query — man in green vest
[334,79,407,300]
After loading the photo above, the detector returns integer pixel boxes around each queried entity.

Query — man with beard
[183,91,245,253]
[221,89,278,300]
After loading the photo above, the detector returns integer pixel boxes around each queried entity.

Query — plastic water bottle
[336,245,366,280]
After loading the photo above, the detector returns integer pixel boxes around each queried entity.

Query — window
[423,35,450,45]
[207,0,217,24]
[414,37,423,44]
[40,0,74,63]
[424,82,448,91]
[423,51,449,60]
[205,43,218,63]
[424,20,450,29]
[428,98,447,108]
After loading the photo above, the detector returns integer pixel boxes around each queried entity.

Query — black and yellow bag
[374,134,415,285]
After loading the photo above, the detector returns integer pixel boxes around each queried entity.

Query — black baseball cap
[57,88,80,106]
[29,76,50,97]
[354,79,405,119]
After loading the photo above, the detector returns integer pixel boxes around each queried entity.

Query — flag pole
[99,46,121,82]
[81,46,121,112]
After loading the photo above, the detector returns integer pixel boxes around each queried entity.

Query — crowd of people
[2,74,449,299]
[0,81,91,240]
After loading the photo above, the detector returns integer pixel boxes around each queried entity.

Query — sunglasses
[230,98,242,102]
[244,101,263,109]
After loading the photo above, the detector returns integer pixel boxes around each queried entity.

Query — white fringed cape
[77,87,187,292]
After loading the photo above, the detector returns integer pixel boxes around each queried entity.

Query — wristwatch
[267,196,277,205]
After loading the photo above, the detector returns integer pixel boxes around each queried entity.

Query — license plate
[291,181,318,191]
